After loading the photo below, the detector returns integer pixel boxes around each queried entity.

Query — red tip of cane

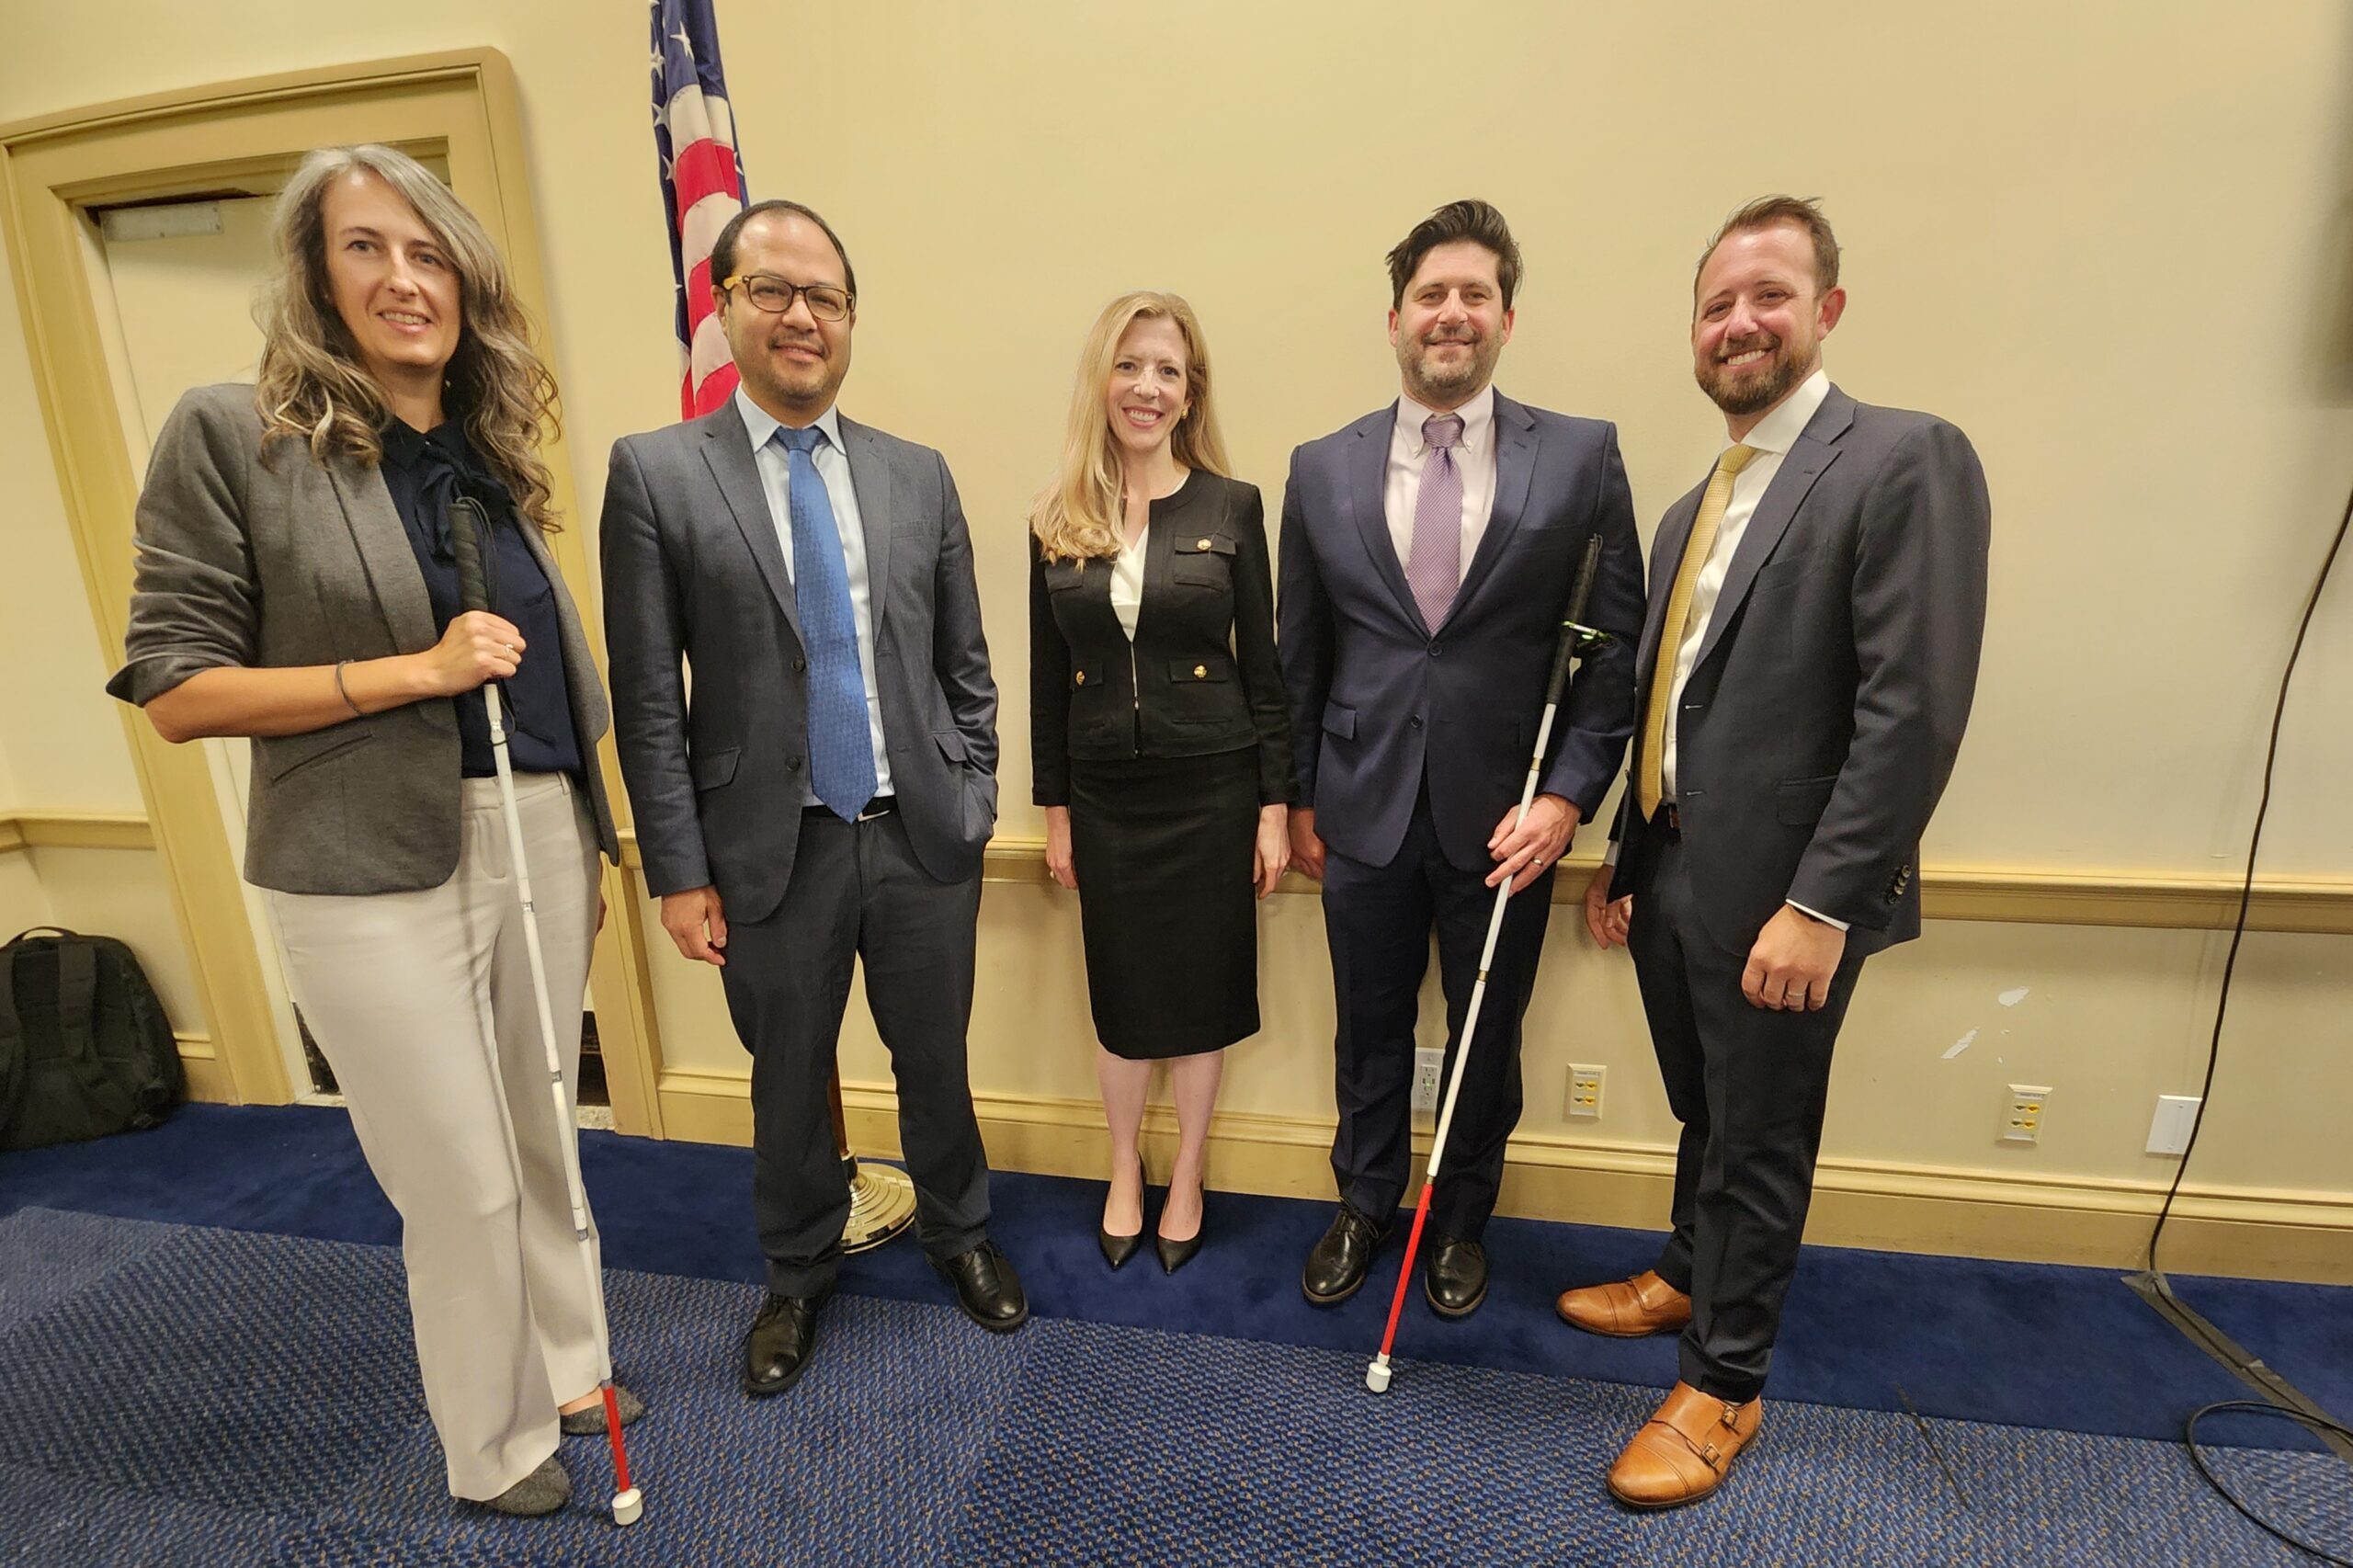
[602,1386,631,1492]
[1374,1184,1438,1365]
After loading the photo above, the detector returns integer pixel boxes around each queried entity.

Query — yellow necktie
[1637,444,1758,820]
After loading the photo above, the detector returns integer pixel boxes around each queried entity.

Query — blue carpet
[3,1104,2347,1456]
[0,1208,2345,1567]
[942,1319,2352,1566]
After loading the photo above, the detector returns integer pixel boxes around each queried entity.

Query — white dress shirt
[1384,383,1499,586]
[1660,368,1829,799]
[734,386,894,803]
[1655,368,1844,929]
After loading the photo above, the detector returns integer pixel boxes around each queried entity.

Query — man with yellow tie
[1561,196,1991,1510]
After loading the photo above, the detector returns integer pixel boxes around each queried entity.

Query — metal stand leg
[828,1067,916,1252]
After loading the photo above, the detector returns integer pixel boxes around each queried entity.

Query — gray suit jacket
[106,383,620,895]
[1610,385,1991,953]
[599,398,998,926]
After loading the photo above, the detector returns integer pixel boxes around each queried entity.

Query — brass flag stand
[830,1068,916,1251]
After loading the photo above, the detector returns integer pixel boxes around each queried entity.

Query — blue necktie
[775,425,878,821]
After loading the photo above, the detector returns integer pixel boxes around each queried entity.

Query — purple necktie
[1406,412,1465,630]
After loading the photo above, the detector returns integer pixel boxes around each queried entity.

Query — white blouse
[1109,517,1147,642]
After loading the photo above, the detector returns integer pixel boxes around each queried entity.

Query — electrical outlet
[2003,1084,2051,1143]
[1411,1047,1443,1113]
[2146,1095,2200,1156]
[1566,1064,1604,1119]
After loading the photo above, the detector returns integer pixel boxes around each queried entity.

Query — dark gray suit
[1609,383,1990,1401]
[601,397,998,1294]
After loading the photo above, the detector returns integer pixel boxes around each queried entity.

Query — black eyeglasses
[721,273,853,322]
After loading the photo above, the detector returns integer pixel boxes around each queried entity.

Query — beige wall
[0,242,142,816]
[6,3,2351,1263]
[0,213,157,961]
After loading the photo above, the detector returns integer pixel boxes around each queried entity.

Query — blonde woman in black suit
[1029,292,1294,1274]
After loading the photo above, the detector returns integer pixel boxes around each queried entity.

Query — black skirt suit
[1029,472,1296,1058]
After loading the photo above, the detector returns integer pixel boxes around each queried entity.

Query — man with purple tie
[1278,200,1646,1316]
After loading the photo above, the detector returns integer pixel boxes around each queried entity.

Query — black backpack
[0,926,183,1151]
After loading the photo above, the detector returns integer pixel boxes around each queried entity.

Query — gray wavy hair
[253,143,562,529]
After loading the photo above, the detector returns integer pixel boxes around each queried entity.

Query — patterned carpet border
[0,1207,2344,1567]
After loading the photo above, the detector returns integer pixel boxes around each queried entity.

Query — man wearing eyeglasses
[601,199,1023,1403]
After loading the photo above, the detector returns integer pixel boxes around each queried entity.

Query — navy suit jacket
[1608,385,1991,954]
[1277,391,1645,873]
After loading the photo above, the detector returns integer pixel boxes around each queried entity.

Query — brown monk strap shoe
[1605,1382,1763,1510]
[1554,1269,1692,1337]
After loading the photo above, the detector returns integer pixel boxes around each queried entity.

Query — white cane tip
[611,1488,643,1526]
[1365,1360,1392,1394]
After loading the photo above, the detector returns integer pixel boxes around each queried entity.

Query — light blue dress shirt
[733,386,894,803]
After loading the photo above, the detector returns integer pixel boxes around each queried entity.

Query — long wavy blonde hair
[254,144,563,530]
[1030,291,1229,562]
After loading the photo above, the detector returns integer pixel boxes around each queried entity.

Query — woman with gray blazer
[106,145,635,1518]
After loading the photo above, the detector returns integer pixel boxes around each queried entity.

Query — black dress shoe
[936,1241,1029,1332]
[742,1286,832,1397]
[1425,1234,1488,1318]
[1302,1203,1389,1306]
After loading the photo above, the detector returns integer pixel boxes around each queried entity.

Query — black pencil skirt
[1067,746,1261,1060]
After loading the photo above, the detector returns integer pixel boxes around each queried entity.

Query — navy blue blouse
[378,419,582,780]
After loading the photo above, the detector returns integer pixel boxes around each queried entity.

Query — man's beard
[752,335,840,408]
[1401,332,1498,404]
[1698,335,1812,416]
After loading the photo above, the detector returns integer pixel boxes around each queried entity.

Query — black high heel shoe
[1099,1153,1145,1270]
[1155,1179,1204,1275]
[1154,1226,1203,1276]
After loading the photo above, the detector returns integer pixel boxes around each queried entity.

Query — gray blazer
[599,399,998,926]
[1609,384,1991,953]
[107,383,620,895]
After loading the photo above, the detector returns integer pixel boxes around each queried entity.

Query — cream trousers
[271,772,603,1500]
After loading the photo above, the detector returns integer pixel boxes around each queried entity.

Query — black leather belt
[1653,802,1682,838]
[805,795,896,822]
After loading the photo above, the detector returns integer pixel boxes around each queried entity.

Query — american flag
[651,0,750,419]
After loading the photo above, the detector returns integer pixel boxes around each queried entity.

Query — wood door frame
[0,48,668,1133]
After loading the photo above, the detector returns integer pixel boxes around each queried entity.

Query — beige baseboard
[654,1067,2351,1285]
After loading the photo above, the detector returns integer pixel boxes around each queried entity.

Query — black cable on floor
[2133,474,2353,1561]
[2187,1402,2353,1567]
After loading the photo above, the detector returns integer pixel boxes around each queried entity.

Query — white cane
[449,498,642,1525]
[1367,531,1614,1394]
